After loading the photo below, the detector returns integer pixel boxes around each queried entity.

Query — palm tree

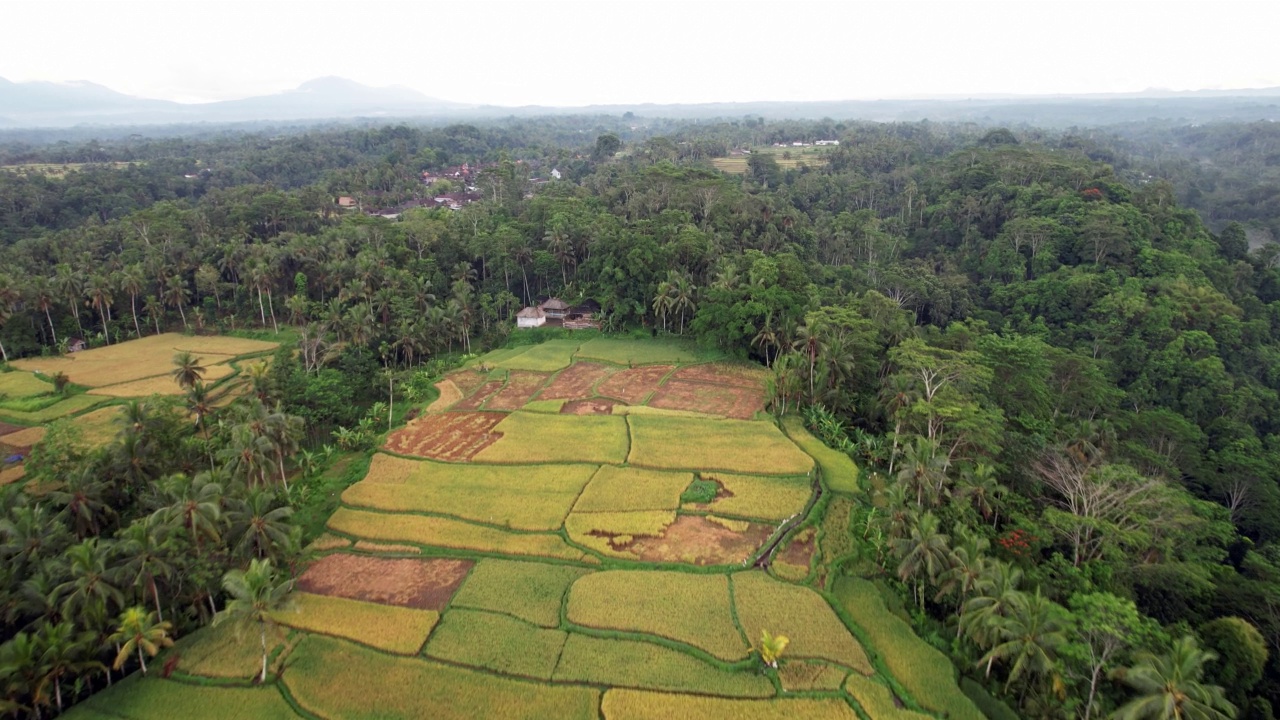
[226,491,294,560]
[162,274,189,330]
[119,264,146,338]
[0,296,12,364]
[0,632,46,718]
[171,351,206,390]
[896,437,948,508]
[152,473,223,554]
[979,588,1066,694]
[108,607,173,677]
[1111,636,1236,720]
[264,409,304,490]
[53,264,85,339]
[959,463,1007,527]
[29,276,59,345]
[890,510,952,609]
[85,274,114,345]
[214,558,294,684]
[48,467,116,539]
[752,311,779,367]
[117,518,175,622]
[962,560,1026,654]
[652,277,673,331]
[34,621,100,713]
[669,272,697,334]
[143,294,164,334]
[55,538,125,629]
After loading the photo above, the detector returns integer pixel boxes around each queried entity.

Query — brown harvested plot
[561,399,617,415]
[650,380,764,420]
[384,412,506,461]
[596,365,673,404]
[446,368,491,395]
[486,371,550,410]
[538,362,615,401]
[0,422,22,437]
[296,553,473,610]
[626,515,772,565]
[672,363,767,389]
[454,381,504,410]
[778,527,817,568]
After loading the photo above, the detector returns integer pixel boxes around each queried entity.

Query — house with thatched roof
[539,298,570,320]
[516,306,547,329]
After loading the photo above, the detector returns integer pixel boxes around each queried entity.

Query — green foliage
[1200,617,1269,701]
[680,478,719,505]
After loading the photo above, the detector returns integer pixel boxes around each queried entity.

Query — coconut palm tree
[890,510,952,609]
[0,296,11,364]
[48,467,116,539]
[0,631,46,718]
[962,560,1026,655]
[34,621,100,713]
[119,264,146,338]
[152,473,223,554]
[1111,636,1236,720]
[162,274,189,330]
[28,276,59,345]
[85,274,114,345]
[226,491,294,561]
[171,351,206,390]
[55,539,126,629]
[53,264,86,339]
[108,607,173,677]
[979,588,1066,694]
[117,518,175,622]
[215,558,293,684]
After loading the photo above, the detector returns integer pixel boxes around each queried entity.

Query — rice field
[0,393,105,423]
[87,363,235,397]
[69,405,125,446]
[474,411,629,464]
[628,415,814,476]
[0,371,54,398]
[11,333,277,388]
[76,337,979,720]
[567,570,748,661]
[273,592,439,654]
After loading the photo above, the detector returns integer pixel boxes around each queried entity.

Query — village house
[539,298,570,320]
[516,306,547,328]
[336,196,357,208]
[815,140,841,146]
[67,337,87,353]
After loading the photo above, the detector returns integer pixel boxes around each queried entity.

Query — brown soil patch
[538,362,615,401]
[296,553,473,610]
[0,422,22,437]
[778,529,817,568]
[486,371,551,410]
[384,412,506,461]
[446,369,491,395]
[596,365,673,404]
[671,363,766,389]
[650,379,764,420]
[561,398,618,415]
[624,515,772,565]
[453,380,504,410]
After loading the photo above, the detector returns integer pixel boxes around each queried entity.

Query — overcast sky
[2,0,1278,106]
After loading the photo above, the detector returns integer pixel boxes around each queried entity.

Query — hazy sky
[2,0,1278,106]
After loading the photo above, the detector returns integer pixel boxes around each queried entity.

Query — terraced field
[65,338,982,720]
[1,333,279,483]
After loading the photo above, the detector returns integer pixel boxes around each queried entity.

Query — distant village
[334,161,563,219]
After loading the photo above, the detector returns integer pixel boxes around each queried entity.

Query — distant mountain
[0,76,466,127]
[1,76,1279,129]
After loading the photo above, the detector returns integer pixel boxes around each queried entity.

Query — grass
[601,689,858,720]
[575,337,718,365]
[692,472,812,521]
[567,570,748,661]
[10,333,277,388]
[628,415,814,476]
[284,634,600,720]
[273,592,438,654]
[425,608,567,680]
[474,411,629,465]
[0,370,54,398]
[0,394,104,423]
[732,571,872,673]
[782,417,860,493]
[493,339,580,372]
[450,558,590,627]
[87,364,235,397]
[573,465,693,512]
[61,675,299,720]
[344,454,596,530]
[832,577,984,720]
[327,507,588,561]
[565,510,676,557]
[554,634,773,697]
[844,674,934,720]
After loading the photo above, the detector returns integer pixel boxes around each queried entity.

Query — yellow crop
[450,559,589,627]
[474,412,629,464]
[732,571,872,673]
[627,416,813,476]
[274,592,437,655]
[601,689,857,720]
[573,466,692,512]
[327,507,587,562]
[555,634,773,698]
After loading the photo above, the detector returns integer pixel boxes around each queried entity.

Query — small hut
[539,298,570,320]
[516,306,547,329]
[67,338,87,353]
